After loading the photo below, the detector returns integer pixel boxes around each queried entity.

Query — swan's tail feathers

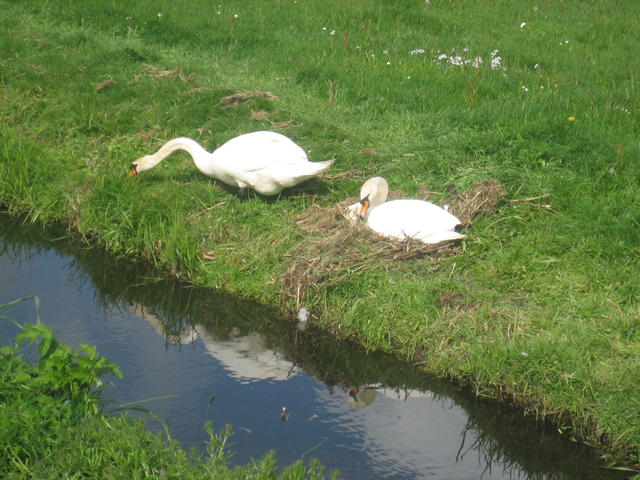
[314,158,335,174]
[422,231,466,245]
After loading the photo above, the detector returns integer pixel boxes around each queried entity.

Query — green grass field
[1,0,638,471]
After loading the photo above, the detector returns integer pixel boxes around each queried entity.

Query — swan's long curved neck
[369,187,388,209]
[149,137,211,173]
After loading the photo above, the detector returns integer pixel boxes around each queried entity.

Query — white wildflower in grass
[409,48,425,55]
[322,26,327,31]
[234,14,239,18]
[490,49,503,70]
[383,49,388,54]
[520,22,527,28]
[534,63,541,69]
[330,30,336,35]
[433,47,505,71]
[386,61,391,65]
[156,12,163,17]
[521,85,529,92]
[614,106,631,115]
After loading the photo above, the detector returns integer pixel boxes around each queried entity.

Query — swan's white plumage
[130,131,333,196]
[348,177,465,244]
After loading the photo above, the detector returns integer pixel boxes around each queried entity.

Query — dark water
[0,214,631,480]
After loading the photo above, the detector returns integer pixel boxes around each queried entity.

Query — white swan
[128,131,334,196]
[347,177,466,244]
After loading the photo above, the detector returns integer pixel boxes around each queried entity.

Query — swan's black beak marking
[359,195,370,219]
[128,163,138,177]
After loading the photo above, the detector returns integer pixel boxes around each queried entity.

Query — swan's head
[128,155,153,177]
[128,162,139,177]
[357,177,389,218]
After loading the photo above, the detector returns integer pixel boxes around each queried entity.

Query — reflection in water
[0,214,631,480]
[196,327,299,383]
[135,304,298,383]
[347,386,432,409]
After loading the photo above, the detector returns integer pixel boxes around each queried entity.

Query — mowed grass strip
[1,0,638,469]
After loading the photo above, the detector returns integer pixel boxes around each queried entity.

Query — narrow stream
[0,215,629,480]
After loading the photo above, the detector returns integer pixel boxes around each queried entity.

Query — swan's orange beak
[359,197,370,219]
[128,164,138,177]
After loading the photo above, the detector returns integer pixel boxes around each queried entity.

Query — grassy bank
[1,0,638,470]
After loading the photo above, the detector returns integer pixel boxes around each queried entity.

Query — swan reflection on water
[134,304,300,383]
[347,385,432,409]
[136,304,423,404]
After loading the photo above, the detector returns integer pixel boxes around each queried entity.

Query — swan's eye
[359,194,370,205]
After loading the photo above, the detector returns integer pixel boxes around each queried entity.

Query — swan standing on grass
[128,131,334,196]
[347,177,466,244]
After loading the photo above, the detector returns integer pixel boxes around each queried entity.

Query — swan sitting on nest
[128,131,334,196]
[347,177,466,244]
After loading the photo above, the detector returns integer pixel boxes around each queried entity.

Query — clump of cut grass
[447,179,506,227]
[282,180,505,306]
[218,90,279,108]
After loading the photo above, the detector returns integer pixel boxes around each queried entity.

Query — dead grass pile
[447,179,506,227]
[281,180,506,305]
[218,90,279,108]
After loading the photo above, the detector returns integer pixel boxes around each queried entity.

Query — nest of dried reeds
[447,179,505,228]
[281,179,506,306]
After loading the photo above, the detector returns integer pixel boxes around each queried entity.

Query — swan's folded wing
[366,200,463,243]
[215,131,310,171]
